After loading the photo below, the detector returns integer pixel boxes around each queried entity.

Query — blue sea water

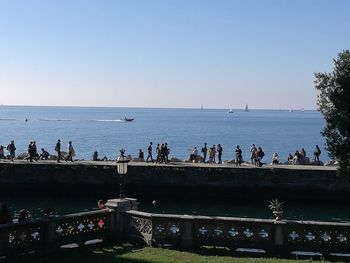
[0,106,326,162]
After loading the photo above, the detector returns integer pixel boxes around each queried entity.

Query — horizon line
[0,104,317,111]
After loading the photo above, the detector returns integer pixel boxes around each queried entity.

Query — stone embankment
[0,160,343,200]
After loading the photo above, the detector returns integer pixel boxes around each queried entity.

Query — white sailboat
[289,107,293,112]
[228,107,233,113]
[244,104,249,112]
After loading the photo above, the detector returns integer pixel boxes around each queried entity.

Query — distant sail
[228,107,233,113]
[244,104,249,112]
[289,107,293,112]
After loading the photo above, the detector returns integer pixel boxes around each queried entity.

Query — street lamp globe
[116,149,129,175]
[116,149,129,199]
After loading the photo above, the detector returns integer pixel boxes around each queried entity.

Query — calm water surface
[0,106,326,162]
[2,197,349,223]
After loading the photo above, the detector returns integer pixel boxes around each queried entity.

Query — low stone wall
[0,161,345,200]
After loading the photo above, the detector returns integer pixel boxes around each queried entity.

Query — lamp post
[116,149,129,199]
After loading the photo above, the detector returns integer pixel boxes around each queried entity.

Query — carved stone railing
[124,210,350,258]
[3,202,350,259]
[0,209,113,258]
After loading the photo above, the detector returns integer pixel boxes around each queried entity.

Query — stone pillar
[106,198,139,242]
[180,216,194,249]
[271,221,288,257]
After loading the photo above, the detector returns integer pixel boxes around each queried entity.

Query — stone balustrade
[0,209,112,258]
[125,210,350,258]
[2,200,350,260]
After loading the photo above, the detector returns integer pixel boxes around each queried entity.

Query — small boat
[122,117,134,122]
[244,104,249,112]
[200,105,204,110]
[289,107,293,113]
[228,107,233,113]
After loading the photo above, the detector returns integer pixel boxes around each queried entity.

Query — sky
[0,0,349,109]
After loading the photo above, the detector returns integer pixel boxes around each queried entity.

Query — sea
[2,106,340,222]
[0,105,326,162]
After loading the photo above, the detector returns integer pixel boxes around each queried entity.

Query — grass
[3,243,332,263]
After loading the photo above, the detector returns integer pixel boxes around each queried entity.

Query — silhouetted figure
[6,140,16,161]
[39,148,50,160]
[146,142,153,163]
[314,145,321,162]
[55,139,61,162]
[65,141,75,162]
[217,144,223,164]
[201,143,207,163]
[138,149,144,160]
[256,147,265,167]
[98,200,106,210]
[235,145,242,166]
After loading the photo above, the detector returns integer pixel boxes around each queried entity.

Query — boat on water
[289,107,293,113]
[122,117,134,122]
[244,104,249,112]
[228,107,233,113]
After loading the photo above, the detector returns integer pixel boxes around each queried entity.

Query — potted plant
[268,198,284,221]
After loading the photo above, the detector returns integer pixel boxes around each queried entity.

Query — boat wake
[39,119,72,122]
[95,119,124,122]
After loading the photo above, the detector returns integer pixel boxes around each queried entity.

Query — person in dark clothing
[26,141,34,162]
[164,143,169,163]
[39,148,50,160]
[146,142,153,163]
[160,144,166,163]
[217,144,223,164]
[6,140,16,161]
[235,145,242,167]
[256,147,265,167]
[138,149,144,160]
[55,139,61,162]
[33,141,38,161]
[201,143,208,163]
[314,145,321,162]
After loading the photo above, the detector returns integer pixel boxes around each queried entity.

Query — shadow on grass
[3,242,151,263]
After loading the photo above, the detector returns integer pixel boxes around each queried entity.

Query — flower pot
[273,211,283,221]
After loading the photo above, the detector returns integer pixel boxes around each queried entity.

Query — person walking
[164,143,169,163]
[250,144,257,165]
[212,144,216,163]
[314,145,321,163]
[217,144,223,164]
[26,141,34,162]
[235,145,242,167]
[201,143,208,163]
[146,142,153,163]
[65,141,75,162]
[6,140,16,161]
[33,141,38,161]
[55,139,62,162]
[256,146,265,167]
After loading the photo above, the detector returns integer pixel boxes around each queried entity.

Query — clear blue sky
[0,0,349,109]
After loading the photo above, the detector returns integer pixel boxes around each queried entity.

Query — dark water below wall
[1,196,349,223]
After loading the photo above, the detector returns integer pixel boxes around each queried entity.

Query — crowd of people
[0,139,323,166]
[146,142,170,164]
[0,139,75,163]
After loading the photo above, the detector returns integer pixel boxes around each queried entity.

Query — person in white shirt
[65,141,75,162]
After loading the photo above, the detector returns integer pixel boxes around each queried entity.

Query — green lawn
[3,244,331,263]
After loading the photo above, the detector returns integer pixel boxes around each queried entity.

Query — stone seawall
[0,161,345,200]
